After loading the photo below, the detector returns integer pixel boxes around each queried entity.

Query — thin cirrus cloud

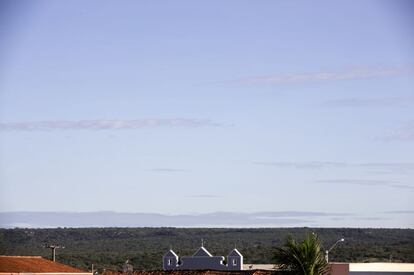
[384,121,414,142]
[315,179,394,186]
[185,194,223,199]
[315,179,414,191]
[358,162,414,171]
[391,184,414,190]
[384,210,414,214]
[238,65,414,84]
[254,161,414,172]
[322,97,414,108]
[148,168,187,172]
[0,118,224,131]
[253,161,347,169]
[353,217,389,221]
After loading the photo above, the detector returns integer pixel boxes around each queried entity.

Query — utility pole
[45,244,64,262]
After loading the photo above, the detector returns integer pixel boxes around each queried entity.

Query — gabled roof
[228,248,243,257]
[193,246,213,257]
[0,256,88,273]
[164,250,179,258]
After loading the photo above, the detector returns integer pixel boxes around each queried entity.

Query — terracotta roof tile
[0,256,88,273]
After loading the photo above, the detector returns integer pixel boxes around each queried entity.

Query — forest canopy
[1,228,413,271]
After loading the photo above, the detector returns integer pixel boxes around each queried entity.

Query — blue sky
[0,0,413,227]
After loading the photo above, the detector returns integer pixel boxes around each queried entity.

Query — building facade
[163,245,243,271]
[331,263,414,275]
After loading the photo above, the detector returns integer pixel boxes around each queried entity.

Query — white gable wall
[163,250,179,270]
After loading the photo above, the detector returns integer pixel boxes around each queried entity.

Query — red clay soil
[0,256,87,273]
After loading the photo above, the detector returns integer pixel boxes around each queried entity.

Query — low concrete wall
[330,263,349,275]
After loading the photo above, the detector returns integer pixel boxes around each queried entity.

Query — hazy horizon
[1,210,413,228]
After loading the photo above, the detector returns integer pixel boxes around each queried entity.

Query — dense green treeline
[0,228,413,271]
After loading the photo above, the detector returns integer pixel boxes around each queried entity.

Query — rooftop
[0,256,89,273]
[192,247,213,257]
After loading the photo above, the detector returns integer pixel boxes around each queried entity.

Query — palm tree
[274,233,330,275]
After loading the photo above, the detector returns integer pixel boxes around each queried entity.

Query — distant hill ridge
[0,211,354,228]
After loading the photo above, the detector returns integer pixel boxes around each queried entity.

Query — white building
[331,262,414,275]
[163,245,243,271]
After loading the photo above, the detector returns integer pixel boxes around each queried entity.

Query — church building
[163,243,243,271]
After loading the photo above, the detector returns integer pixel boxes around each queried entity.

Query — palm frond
[274,233,330,275]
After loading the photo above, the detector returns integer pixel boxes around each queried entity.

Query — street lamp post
[45,244,64,262]
[325,238,344,263]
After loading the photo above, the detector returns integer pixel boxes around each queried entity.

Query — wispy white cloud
[255,161,414,172]
[0,118,224,131]
[322,97,414,108]
[315,179,393,186]
[239,66,414,84]
[384,210,414,214]
[253,161,347,169]
[391,184,414,190]
[353,217,389,221]
[358,162,414,171]
[186,194,222,199]
[384,121,414,141]
[316,179,414,191]
[148,168,187,172]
